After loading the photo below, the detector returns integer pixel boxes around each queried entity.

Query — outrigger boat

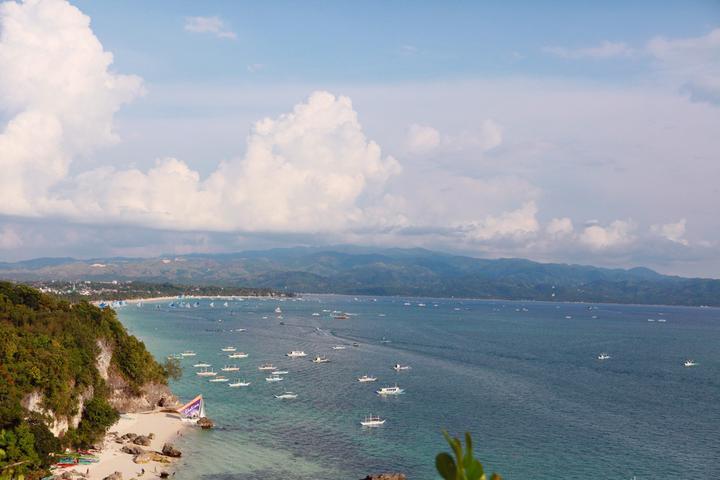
[377,384,404,396]
[287,350,307,358]
[258,363,276,371]
[229,380,251,387]
[312,355,330,363]
[221,365,240,372]
[228,352,249,359]
[358,374,378,383]
[360,415,386,427]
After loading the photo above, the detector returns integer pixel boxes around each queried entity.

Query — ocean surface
[117,296,720,480]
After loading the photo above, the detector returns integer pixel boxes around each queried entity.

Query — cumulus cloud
[460,201,540,242]
[543,41,634,59]
[184,16,236,39]
[404,120,502,154]
[579,220,635,250]
[651,219,688,245]
[546,217,574,237]
[405,124,441,153]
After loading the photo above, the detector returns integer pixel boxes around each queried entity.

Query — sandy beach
[54,411,187,480]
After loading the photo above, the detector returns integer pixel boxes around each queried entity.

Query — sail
[178,394,204,420]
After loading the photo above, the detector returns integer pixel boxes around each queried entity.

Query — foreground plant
[436,431,502,480]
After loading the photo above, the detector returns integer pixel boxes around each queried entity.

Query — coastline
[55,410,188,480]
[92,294,287,306]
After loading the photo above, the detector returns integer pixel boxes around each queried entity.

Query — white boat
[221,346,237,352]
[684,360,698,367]
[209,376,229,383]
[271,370,289,375]
[209,302,214,308]
[180,351,197,357]
[380,338,391,344]
[229,380,251,387]
[332,345,347,350]
[258,363,276,371]
[286,350,307,358]
[312,312,320,316]
[312,355,330,363]
[360,415,386,427]
[274,392,297,399]
[377,385,404,396]
[221,365,240,372]
[192,362,211,368]
[223,302,229,307]
[657,318,667,323]
[393,364,411,371]
[358,375,377,383]
[228,352,249,359]
[597,353,611,360]
[196,369,217,377]
[266,375,284,382]
[275,307,282,314]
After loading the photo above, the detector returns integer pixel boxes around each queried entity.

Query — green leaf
[436,452,458,480]
[465,459,485,480]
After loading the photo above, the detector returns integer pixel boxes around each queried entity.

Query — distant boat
[380,338,391,344]
[358,375,377,383]
[657,318,667,323]
[377,385,404,396]
[266,375,284,382]
[229,380,251,387]
[221,347,236,352]
[209,376,229,383]
[393,364,411,371]
[647,318,655,322]
[223,301,229,307]
[181,351,196,357]
[258,363,276,371]
[360,415,386,427]
[334,314,349,320]
[275,307,282,314]
[332,345,347,350]
[192,362,211,368]
[403,302,411,306]
[221,365,240,372]
[597,353,611,360]
[196,369,217,377]
[228,352,248,359]
[312,312,320,316]
[684,360,698,367]
[286,350,307,358]
[209,302,214,308]
[272,370,289,375]
[274,391,297,399]
[312,355,330,363]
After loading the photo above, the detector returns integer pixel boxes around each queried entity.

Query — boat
[332,345,347,350]
[334,314,349,320]
[221,365,240,372]
[358,375,377,383]
[221,347,237,352]
[352,342,360,347]
[684,360,698,367]
[312,312,320,316]
[229,380,251,387]
[312,355,330,363]
[258,363,276,371]
[597,353,611,360]
[209,302,214,308]
[274,392,298,399]
[380,338,391,344]
[360,415,386,427]
[657,318,667,323]
[196,369,217,377]
[266,375,284,382]
[209,376,229,383]
[286,350,307,358]
[377,385,404,395]
[393,364,411,371]
[274,307,282,314]
[271,370,289,375]
[223,301,229,307]
[228,352,249,359]
[192,362,212,368]
[180,351,197,357]
[167,354,183,360]
[177,394,205,423]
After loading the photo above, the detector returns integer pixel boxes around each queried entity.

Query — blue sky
[0,0,719,276]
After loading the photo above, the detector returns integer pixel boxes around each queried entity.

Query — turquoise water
[117,296,720,479]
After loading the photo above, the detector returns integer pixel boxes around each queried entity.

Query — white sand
[56,411,187,480]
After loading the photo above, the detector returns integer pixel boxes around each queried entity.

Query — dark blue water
[118,296,720,479]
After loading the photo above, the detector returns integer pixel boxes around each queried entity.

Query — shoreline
[92,294,289,306]
[53,411,188,480]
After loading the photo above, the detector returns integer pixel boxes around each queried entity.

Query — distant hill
[1,246,719,306]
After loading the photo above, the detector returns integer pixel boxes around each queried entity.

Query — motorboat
[312,355,330,363]
[221,365,240,372]
[684,360,698,367]
[286,350,307,358]
[393,364,411,371]
[274,392,297,399]
[180,351,197,357]
[271,370,289,375]
[192,362,211,368]
[229,380,251,387]
[597,353,611,360]
[274,307,282,314]
[221,347,237,352]
[334,314,349,320]
[258,363,276,371]
[266,375,284,382]
[358,375,377,383]
[360,415,386,427]
[228,352,249,359]
[377,385,404,396]
[332,345,347,350]
[196,369,217,377]
[312,312,320,316]
[208,376,229,383]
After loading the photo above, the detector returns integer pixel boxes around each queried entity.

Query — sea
[116,295,720,480]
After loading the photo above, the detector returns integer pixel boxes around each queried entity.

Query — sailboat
[177,394,205,423]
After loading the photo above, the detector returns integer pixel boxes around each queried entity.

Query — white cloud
[651,219,688,245]
[405,124,441,153]
[546,217,574,237]
[404,120,502,154]
[543,41,634,59]
[460,201,540,242]
[579,220,635,250]
[184,16,236,39]
[0,226,22,249]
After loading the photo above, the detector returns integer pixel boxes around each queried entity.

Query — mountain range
[1,246,718,306]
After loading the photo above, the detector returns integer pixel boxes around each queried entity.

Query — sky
[0,0,719,277]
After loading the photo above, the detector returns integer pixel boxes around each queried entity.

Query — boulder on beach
[197,416,214,429]
[121,444,145,455]
[162,442,182,457]
[120,432,137,441]
[361,474,407,480]
[159,472,170,479]
[133,435,152,446]
[102,472,123,480]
